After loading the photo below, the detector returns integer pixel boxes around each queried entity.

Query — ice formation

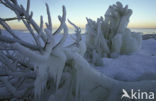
[67,20,86,56]
[85,2,142,65]
[0,1,156,101]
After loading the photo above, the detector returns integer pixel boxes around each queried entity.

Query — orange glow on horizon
[128,22,156,28]
[1,22,156,30]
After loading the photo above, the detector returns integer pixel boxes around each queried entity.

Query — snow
[96,38,156,81]
[72,35,156,82]
[1,30,156,82]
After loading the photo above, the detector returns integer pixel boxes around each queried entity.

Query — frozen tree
[85,2,142,65]
[0,1,156,101]
[0,0,68,100]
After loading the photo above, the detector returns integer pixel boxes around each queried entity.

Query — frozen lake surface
[1,30,156,82]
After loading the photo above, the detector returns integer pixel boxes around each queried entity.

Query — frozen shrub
[85,2,142,65]
[0,1,155,101]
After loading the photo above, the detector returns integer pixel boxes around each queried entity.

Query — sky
[0,0,156,30]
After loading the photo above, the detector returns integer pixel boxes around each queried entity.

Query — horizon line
[1,27,156,31]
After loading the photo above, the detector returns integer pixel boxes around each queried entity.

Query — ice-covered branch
[0,18,20,40]
[53,18,68,49]
[66,20,86,56]
[45,3,52,31]
[1,1,153,101]
[53,6,66,35]
[0,0,68,100]
[0,35,40,50]
[68,19,81,43]
[85,1,142,65]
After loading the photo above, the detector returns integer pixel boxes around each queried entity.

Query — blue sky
[0,0,156,29]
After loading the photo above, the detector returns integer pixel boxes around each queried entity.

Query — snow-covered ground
[96,38,156,81]
[2,30,156,82]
